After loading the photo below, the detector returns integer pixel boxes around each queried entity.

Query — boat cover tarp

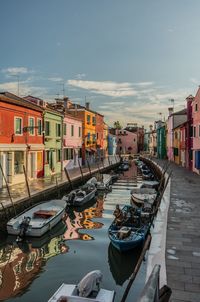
[77,270,103,297]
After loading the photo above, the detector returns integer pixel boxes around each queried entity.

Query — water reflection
[108,243,143,286]
[63,196,104,241]
[0,221,68,300]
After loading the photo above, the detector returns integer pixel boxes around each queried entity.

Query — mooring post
[78,158,84,183]
[23,165,31,198]
[64,168,73,190]
[86,159,92,177]
[0,163,16,216]
[108,156,111,166]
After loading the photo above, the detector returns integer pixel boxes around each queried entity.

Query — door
[30,153,35,178]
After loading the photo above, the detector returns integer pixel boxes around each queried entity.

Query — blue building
[108,133,117,155]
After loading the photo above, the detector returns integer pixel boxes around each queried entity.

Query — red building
[0,92,44,187]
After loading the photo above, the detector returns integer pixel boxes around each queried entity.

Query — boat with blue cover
[108,205,152,252]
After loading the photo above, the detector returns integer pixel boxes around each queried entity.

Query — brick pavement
[154,159,200,302]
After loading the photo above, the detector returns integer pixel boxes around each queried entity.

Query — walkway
[154,159,200,302]
[0,156,120,208]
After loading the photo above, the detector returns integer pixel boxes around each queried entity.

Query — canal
[0,162,148,302]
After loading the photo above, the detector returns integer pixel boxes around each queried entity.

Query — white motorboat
[87,175,112,191]
[7,199,66,238]
[63,183,97,206]
[48,270,115,302]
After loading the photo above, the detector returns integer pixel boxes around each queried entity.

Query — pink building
[63,114,82,169]
[116,129,137,155]
[192,87,200,174]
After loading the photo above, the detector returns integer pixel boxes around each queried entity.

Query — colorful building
[108,133,117,156]
[192,88,200,174]
[103,122,109,158]
[116,129,137,155]
[185,95,194,170]
[67,101,97,164]
[156,122,167,159]
[96,112,104,159]
[0,92,44,187]
[62,114,82,169]
[25,96,63,176]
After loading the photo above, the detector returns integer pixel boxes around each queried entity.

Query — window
[63,148,73,160]
[193,126,196,138]
[14,151,24,174]
[37,119,42,135]
[173,148,178,156]
[57,149,61,162]
[195,103,198,112]
[29,117,35,135]
[92,134,96,142]
[87,132,90,140]
[45,121,50,136]
[79,126,81,137]
[71,125,74,136]
[97,133,99,139]
[63,123,67,136]
[199,125,200,137]
[56,123,61,137]
[87,115,91,124]
[92,116,96,125]
[15,117,22,135]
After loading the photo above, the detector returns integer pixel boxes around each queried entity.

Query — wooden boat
[131,188,157,208]
[108,205,152,252]
[118,163,129,171]
[63,183,97,206]
[7,199,66,238]
[141,180,160,189]
[47,270,115,302]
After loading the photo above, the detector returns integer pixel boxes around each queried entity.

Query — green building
[157,123,167,159]
[44,108,63,176]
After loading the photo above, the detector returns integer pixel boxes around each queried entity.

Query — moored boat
[47,270,115,302]
[7,199,66,238]
[108,205,152,252]
[62,183,97,206]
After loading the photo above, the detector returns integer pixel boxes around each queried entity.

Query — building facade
[0,93,44,187]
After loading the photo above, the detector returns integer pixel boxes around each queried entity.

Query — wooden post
[101,158,105,168]
[55,176,60,198]
[0,162,16,216]
[120,235,151,302]
[23,165,31,198]
[86,159,92,177]
[64,168,73,190]
[78,158,84,183]
[108,156,111,166]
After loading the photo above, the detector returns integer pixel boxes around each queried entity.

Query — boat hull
[7,199,66,237]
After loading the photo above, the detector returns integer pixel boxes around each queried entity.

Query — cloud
[190,78,199,85]
[48,77,64,82]
[1,67,29,75]
[75,73,86,80]
[134,82,154,87]
[67,80,138,97]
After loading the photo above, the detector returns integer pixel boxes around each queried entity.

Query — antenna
[170,98,175,109]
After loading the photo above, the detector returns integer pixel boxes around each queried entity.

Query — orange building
[67,100,97,164]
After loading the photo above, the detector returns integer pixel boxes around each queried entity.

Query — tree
[113,121,122,129]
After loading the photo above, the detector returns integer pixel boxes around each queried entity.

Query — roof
[0,92,43,112]
[171,108,187,116]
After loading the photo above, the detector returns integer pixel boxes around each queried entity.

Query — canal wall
[0,161,120,229]
[140,157,171,288]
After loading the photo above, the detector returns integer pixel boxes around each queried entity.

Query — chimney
[85,102,90,110]
[168,107,174,116]
[63,97,69,110]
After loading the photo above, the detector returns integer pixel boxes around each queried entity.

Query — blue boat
[108,205,152,252]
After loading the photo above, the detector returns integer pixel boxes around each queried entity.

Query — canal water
[0,162,148,302]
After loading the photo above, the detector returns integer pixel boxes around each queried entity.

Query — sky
[1,0,200,128]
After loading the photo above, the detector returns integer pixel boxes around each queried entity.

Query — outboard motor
[77,270,103,297]
[18,216,31,239]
